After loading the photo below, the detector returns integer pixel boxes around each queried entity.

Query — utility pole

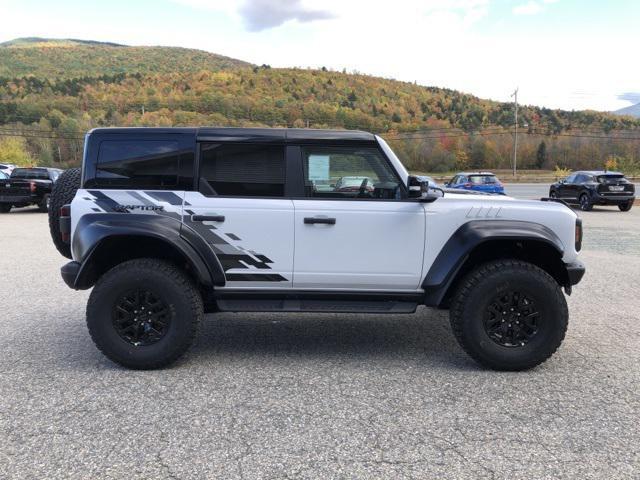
[511,88,518,177]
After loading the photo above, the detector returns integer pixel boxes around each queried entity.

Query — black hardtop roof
[88,127,376,143]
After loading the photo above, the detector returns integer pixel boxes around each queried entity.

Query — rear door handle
[304,217,336,225]
[191,214,225,223]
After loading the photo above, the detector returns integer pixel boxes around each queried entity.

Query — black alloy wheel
[483,291,540,347]
[579,193,592,211]
[112,289,171,346]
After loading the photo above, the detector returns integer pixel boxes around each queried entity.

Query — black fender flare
[71,213,225,289]
[422,220,565,307]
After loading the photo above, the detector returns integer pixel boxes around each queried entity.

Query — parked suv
[445,172,505,194]
[549,171,635,211]
[0,167,62,212]
[49,128,585,371]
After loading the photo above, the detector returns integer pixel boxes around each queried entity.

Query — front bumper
[566,260,585,286]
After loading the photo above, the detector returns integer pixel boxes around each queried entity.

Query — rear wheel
[86,259,203,370]
[618,201,633,212]
[38,194,50,213]
[48,168,81,258]
[0,204,11,213]
[579,193,593,211]
[450,259,568,371]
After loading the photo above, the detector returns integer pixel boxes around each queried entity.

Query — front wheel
[86,259,203,369]
[618,201,633,212]
[0,204,11,213]
[450,259,568,371]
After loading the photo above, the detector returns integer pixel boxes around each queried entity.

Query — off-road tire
[618,201,633,212]
[38,193,50,213]
[0,204,10,213]
[86,259,203,370]
[48,168,81,258]
[450,259,568,371]
[579,193,593,211]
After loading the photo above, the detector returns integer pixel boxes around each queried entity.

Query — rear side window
[199,143,285,197]
[96,140,194,190]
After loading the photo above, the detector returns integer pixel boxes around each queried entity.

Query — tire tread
[48,167,81,258]
[86,258,203,370]
[450,259,568,371]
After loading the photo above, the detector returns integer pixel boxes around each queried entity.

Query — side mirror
[407,175,426,198]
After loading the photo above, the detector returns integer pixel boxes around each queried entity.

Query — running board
[216,299,418,314]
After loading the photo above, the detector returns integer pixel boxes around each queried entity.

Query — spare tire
[48,167,81,259]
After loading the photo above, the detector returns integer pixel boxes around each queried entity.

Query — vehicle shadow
[189,307,470,367]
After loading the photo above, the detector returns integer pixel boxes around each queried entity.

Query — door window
[301,146,402,199]
[199,143,285,197]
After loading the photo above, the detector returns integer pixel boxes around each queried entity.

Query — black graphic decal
[87,190,124,213]
[226,273,287,282]
[144,191,183,205]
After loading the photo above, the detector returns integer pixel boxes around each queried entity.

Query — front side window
[302,146,402,199]
[96,140,193,190]
[199,143,285,197]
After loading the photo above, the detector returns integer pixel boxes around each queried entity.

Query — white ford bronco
[49,127,585,370]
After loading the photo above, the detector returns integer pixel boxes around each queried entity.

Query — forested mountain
[0,38,250,78]
[1,37,639,174]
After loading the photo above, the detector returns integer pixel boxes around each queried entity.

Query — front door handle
[304,217,336,225]
[191,214,225,223]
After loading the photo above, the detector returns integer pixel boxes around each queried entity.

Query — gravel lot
[1,205,638,479]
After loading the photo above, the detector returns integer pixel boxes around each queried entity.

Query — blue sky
[1,0,638,112]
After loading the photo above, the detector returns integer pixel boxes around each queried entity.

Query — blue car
[445,172,505,194]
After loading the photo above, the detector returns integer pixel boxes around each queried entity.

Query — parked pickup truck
[0,167,62,213]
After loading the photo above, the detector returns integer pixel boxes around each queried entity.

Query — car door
[292,144,426,291]
[183,142,295,289]
[558,174,576,199]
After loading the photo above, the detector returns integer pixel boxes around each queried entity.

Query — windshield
[375,135,409,183]
[469,175,498,184]
[10,168,49,180]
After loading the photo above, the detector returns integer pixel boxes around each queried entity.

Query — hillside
[0,38,639,174]
[0,37,251,78]
[615,103,640,118]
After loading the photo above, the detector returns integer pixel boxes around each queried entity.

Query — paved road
[504,182,640,200]
[1,207,639,479]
